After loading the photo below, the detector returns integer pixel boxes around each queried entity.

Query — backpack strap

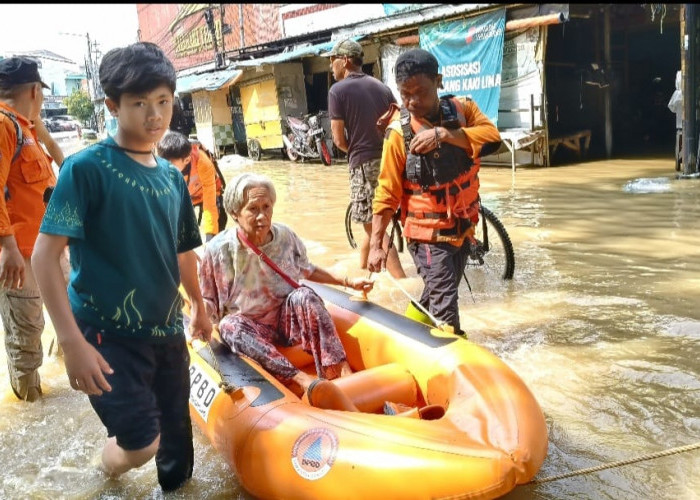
[181,161,192,183]
[211,156,226,189]
[399,106,413,155]
[0,109,23,164]
[197,144,226,189]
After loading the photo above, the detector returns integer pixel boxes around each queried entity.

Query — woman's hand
[344,276,374,294]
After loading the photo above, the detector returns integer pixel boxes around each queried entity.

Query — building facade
[1,49,87,116]
[136,3,690,168]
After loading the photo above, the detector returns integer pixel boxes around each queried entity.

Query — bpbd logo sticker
[291,428,338,480]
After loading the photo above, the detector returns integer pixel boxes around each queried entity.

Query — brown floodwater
[1,150,699,499]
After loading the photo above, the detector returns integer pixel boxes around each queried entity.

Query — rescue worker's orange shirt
[187,145,220,235]
[0,102,55,257]
[373,97,500,246]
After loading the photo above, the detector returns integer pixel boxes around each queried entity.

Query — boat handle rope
[191,338,242,395]
[384,272,441,327]
[526,440,700,485]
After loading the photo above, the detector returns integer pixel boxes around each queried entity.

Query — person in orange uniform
[189,139,225,239]
[368,49,502,336]
[157,131,224,241]
[0,57,55,401]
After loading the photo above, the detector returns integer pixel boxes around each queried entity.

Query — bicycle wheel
[345,202,358,249]
[463,206,515,282]
[345,202,403,251]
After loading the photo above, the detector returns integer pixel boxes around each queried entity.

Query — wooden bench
[548,130,591,160]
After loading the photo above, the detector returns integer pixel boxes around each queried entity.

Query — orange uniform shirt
[0,102,55,257]
[187,145,220,235]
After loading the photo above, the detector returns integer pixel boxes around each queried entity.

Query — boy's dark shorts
[78,319,194,490]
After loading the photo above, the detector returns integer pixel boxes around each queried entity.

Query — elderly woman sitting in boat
[199,172,373,394]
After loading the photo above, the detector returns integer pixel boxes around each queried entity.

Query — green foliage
[64,89,94,124]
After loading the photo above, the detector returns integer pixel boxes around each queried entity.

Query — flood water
[2,152,699,499]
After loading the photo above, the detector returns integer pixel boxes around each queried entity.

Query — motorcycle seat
[288,116,309,131]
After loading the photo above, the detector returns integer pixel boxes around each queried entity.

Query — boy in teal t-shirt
[32,42,212,492]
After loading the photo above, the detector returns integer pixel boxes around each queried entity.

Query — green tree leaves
[64,89,94,124]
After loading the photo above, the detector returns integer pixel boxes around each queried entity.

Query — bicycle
[345,203,515,281]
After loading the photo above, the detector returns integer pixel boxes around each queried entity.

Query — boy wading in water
[32,42,212,491]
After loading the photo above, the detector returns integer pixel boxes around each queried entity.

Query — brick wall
[136,4,283,72]
[281,4,339,20]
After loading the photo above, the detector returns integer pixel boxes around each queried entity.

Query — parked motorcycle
[282,111,332,165]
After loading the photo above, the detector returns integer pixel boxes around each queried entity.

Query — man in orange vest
[368,49,502,336]
[157,131,225,241]
[0,57,55,401]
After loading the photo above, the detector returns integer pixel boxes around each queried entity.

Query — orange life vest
[392,98,481,243]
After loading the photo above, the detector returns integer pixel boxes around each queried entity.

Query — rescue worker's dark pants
[407,240,470,332]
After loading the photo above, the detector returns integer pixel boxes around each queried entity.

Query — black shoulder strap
[0,109,23,164]
[198,145,226,188]
[399,106,413,154]
[181,161,192,182]
[212,157,226,188]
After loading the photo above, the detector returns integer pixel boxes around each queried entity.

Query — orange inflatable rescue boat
[187,282,548,499]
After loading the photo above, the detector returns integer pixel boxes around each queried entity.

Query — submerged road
[1,151,698,499]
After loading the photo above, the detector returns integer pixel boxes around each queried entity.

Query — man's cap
[395,49,439,82]
[0,57,50,89]
[321,39,363,58]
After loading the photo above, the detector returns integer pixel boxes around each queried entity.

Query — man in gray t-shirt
[324,39,405,278]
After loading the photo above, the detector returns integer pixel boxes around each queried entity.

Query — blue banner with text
[419,9,506,125]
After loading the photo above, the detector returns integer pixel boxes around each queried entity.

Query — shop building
[137,4,694,170]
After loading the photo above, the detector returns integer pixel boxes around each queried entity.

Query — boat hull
[188,282,547,499]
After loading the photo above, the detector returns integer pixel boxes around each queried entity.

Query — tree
[64,89,94,125]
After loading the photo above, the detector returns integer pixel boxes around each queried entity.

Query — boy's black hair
[99,42,176,103]
[395,48,439,83]
[157,131,191,161]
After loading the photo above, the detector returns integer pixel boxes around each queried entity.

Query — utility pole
[204,4,232,68]
[220,4,226,61]
[239,4,245,49]
[204,5,223,68]
[91,40,103,99]
[85,32,96,100]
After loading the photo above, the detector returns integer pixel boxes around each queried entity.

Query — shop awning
[176,67,242,94]
[235,36,363,68]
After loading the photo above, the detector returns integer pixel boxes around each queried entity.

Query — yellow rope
[527,441,700,485]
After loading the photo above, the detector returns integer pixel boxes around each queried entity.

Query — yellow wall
[211,87,231,125]
[240,77,283,149]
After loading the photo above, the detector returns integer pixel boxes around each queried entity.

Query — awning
[234,36,363,68]
[176,67,242,94]
[169,4,209,33]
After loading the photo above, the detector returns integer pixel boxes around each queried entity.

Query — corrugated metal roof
[176,67,242,94]
[234,36,363,68]
[332,3,497,40]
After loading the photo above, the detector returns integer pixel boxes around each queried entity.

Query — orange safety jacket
[186,144,222,234]
[0,102,55,257]
[375,97,501,245]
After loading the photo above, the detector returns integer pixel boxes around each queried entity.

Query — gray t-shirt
[328,72,396,168]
